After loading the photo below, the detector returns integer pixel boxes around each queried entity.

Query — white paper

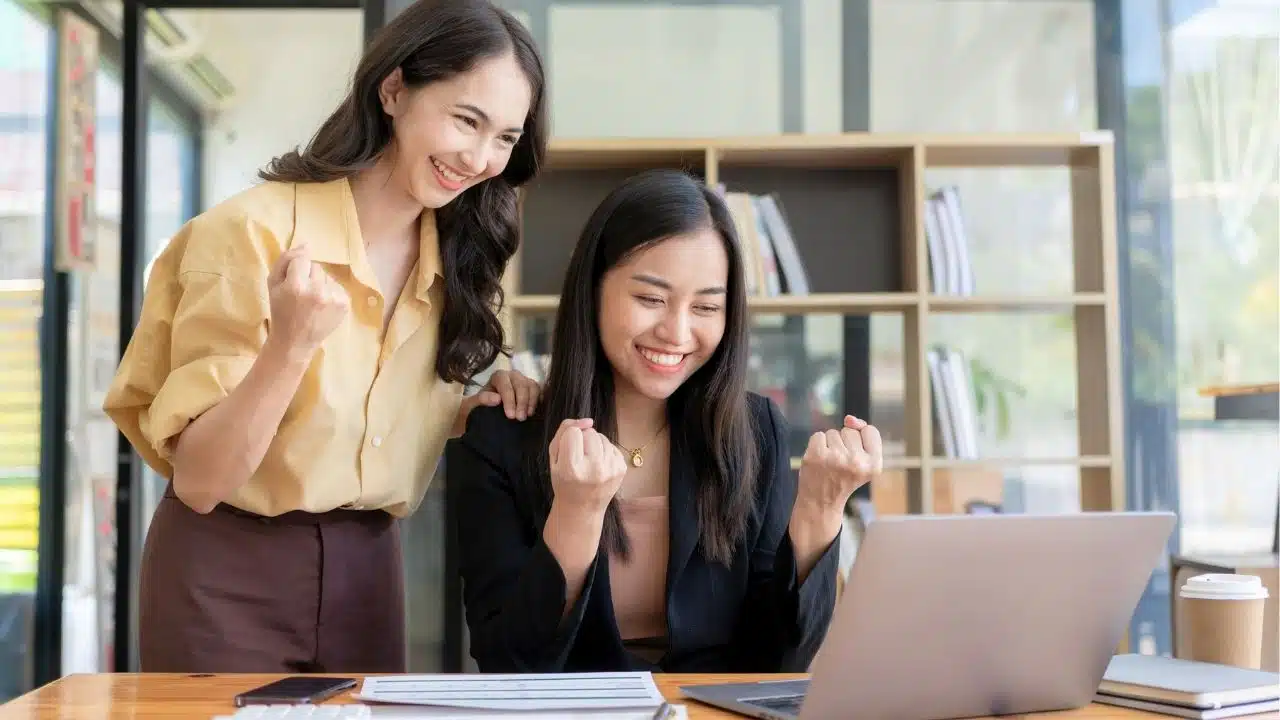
[360,707,687,719]
[354,672,667,712]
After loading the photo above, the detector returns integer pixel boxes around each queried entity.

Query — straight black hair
[260,0,548,384]
[526,169,758,566]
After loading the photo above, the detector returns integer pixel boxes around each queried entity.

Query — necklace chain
[618,423,666,468]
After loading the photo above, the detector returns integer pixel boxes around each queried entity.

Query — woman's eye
[456,115,478,129]
[695,305,722,314]
[636,295,663,306]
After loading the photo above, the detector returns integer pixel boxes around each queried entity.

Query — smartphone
[233,676,358,706]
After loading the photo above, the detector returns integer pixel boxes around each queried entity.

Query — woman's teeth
[432,158,466,183]
[641,349,684,366]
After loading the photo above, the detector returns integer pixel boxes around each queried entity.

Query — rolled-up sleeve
[104,242,269,478]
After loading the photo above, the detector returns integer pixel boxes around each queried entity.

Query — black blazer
[449,392,840,674]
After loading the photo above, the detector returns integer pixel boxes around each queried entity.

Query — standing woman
[103,0,547,674]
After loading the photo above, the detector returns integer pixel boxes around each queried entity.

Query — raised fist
[266,244,349,357]
[548,418,629,515]
[796,415,883,512]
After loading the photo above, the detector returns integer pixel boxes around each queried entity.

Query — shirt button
[371,436,383,448]
[367,295,377,307]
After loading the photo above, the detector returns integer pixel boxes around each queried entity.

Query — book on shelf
[718,189,810,297]
[927,345,980,460]
[925,185,975,295]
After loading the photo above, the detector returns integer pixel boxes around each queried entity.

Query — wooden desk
[5,673,1265,719]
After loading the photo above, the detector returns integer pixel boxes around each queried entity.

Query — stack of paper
[354,672,677,717]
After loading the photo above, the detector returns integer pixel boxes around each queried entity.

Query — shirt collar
[291,177,360,265]
[291,176,443,300]
[415,206,442,301]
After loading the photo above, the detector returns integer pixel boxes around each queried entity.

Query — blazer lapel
[665,430,699,603]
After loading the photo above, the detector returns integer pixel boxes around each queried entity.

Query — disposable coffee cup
[1179,573,1269,669]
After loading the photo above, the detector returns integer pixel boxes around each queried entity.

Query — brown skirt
[138,486,405,674]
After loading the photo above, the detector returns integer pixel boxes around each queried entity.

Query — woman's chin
[408,176,462,209]
[411,186,453,209]
[624,372,687,402]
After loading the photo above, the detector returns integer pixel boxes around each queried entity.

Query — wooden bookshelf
[499,133,1124,516]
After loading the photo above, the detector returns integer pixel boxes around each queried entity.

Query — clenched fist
[266,244,349,359]
[548,418,628,515]
[787,415,883,582]
[796,415,883,514]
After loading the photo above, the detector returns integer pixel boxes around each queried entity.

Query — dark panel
[781,0,802,132]
[115,0,149,673]
[842,0,872,502]
[519,165,707,295]
[33,11,67,685]
[716,167,903,294]
[363,0,386,45]
[1095,0,1180,656]
[842,0,870,132]
[1213,392,1279,422]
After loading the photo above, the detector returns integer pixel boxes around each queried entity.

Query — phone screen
[234,676,357,706]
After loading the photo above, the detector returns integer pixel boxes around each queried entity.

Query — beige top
[102,178,461,518]
[609,495,670,653]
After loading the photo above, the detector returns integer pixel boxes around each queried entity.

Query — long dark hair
[259,0,548,383]
[528,169,758,566]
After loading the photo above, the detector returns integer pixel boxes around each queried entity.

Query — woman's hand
[541,418,629,614]
[795,415,882,517]
[451,369,541,437]
[789,415,883,580]
[264,245,349,362]
[548,418,628,518]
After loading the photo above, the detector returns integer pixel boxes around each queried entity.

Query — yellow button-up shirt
[103,178,463,518]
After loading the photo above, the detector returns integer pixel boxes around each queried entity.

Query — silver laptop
[680,511,1176,720]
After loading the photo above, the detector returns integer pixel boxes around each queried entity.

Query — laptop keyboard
[744,694,806,715]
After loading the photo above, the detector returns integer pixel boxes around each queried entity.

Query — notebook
[1094,692,1279,719]
[1097,654,1280,709]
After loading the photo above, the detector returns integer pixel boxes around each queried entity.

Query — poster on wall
[55,8,99,272]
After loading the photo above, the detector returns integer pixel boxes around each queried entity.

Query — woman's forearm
[541,501,605,618]
[787,501,844,584]
[170,337,313,513]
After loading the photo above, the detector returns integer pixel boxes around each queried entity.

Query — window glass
[0,0,50,700]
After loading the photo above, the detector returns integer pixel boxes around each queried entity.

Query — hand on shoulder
[451,369,542,438]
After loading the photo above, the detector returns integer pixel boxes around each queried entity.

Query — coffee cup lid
[1180,573,1269,600]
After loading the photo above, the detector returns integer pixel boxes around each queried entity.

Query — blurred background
[0,0,1276,700]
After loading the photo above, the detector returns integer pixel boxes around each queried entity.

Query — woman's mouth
[638,346,687,374]
[431,157,469,192]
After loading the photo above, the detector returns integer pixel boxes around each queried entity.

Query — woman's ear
[378,67,406,116]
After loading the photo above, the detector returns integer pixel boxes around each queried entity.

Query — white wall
[544,0,841,137]
[170,9,364,208]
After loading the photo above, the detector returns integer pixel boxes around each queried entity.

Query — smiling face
[378,52,533,209]
[597,227,730,401]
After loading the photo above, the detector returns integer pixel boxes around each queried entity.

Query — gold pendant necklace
[619,424,666,468]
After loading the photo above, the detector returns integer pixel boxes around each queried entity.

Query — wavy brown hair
[524,169,758,566]
[259,0,548,383]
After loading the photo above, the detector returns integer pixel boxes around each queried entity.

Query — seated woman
[452,168,883,673]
